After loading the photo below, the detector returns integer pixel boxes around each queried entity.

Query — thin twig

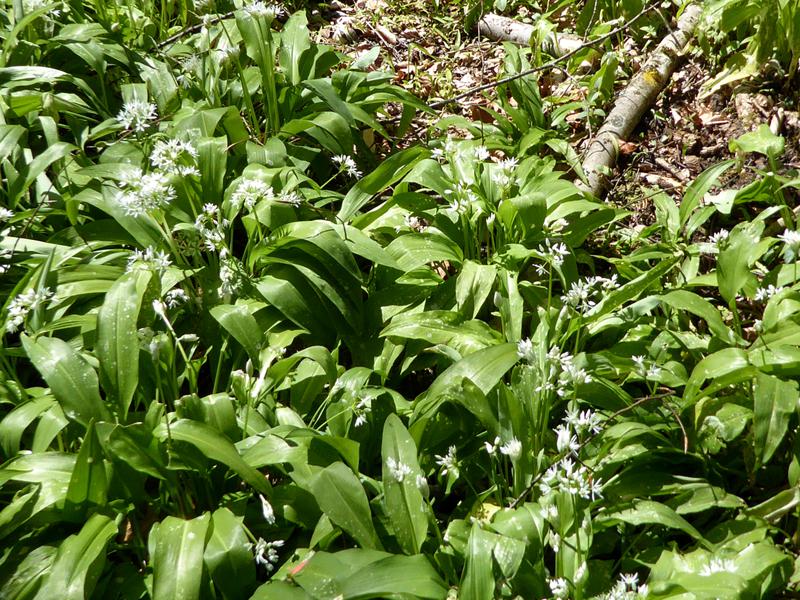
[157,11,236,49]
[427,3,661,110]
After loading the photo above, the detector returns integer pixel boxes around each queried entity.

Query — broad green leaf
[456,261,496,319]
[279,12,312,86]
[381,310,502,355]
[600,500,706,543]
[588,255,679,321]
[412,343,519,422]
[460,523,496,600]
[311,462,382,550]
[97,270,151,419]
[105,423,171,480]
[64,421,107,521]
[730,124,785,158]
[717,220,763,305]
[753,373,798,467]
[381,414,427,554]
[34,514,116,600]
[658,290,737,345]
[684,348,750,404]
[204,508,256,600]
[679,160,735,230]
[339,554,447,599]
[21,334,110,427]
[150,514,211,600]
[162,419,271,495]
[1,545,57,600]
[339,146,427,220]
[210,303,264,362]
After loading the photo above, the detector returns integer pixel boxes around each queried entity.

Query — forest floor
[311,0,800,227]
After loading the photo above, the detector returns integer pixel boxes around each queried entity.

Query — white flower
[253,538,283,571]
[164,288,188,308]
[485,212,496,227]
[555,424,580,455]
[353,395,371,427]
[150,139,198,176]
[498,157,518,171]
[231,178,274,210]
[278,190,303,207]
[5,288,54,333]
[645,365,661,380]
[499,437,522,460]
[126,247,172,274]
[116,100,158,132]
[259,494,276,524]
[386,457,413,483]
[484,436,500,455]
[540,239,570,267]
[473,146,490,161]
[632,355,646,375]
[779,229,800,263]
[0,208,13,221]
[218,258,242,298]
[561,279,596,312]
[709,229,729,246]
[243,1,282,19]
[431,148,445,162]
[117,169,176,217]
[619,573,639,589]
[517,338,535,363]
[434,445,459,478]
[754,284,784,302]
[332,154,362,178]
[548,577,569,599]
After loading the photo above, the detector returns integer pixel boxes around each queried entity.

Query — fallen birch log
[577,4,702,197]
[475,13,583,56]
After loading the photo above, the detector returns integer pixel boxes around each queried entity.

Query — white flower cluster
[539,239,570,268]
[549,577,569,599]
[231,178,274,211]
[779,229,800,263]
[491,156,518,188]
[253,538,283,571]
[195,203,229,252]
[561,275,619,314]
[539,457,602,501]
[754,284,784,302]
[434,445,459,478]
[386,456,413,483]
[6,288,54,333]
[631,355,661,380]
[243,1,282,19]
[596,572,649,599]
[484,436,522,460]
[352,393,371,427]
[0,208,14,222]
[333,154,362,178]
[150,139,199,177]
[218,256,243,298]
[555,408,603,456]
[164,288,188,308]
[117,169,176,217]
[116,100,158,132]
[126,247,172,274]
[444,184,478,215]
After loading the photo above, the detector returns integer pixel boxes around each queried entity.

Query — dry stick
[577,4,702,197]
[475,13,585,57]
[157,11,236,49]
[428,2,660,111]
